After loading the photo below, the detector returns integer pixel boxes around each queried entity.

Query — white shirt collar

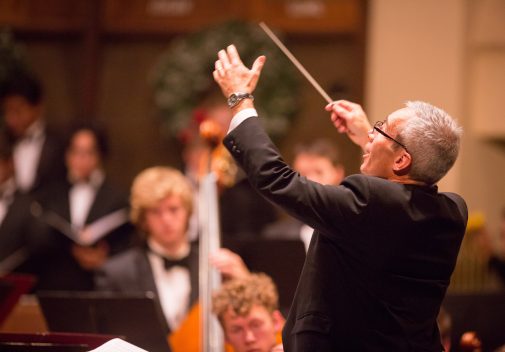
[68,169,105,188]
[22,119,45,141]
[147,237,190,260]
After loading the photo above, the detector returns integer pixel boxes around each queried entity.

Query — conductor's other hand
[325,100,372,150]
[213,44,266,101]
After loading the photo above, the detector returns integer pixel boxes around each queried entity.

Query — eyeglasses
[372,120,409,152]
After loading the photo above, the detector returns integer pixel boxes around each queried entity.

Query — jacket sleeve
[223,117,371,239]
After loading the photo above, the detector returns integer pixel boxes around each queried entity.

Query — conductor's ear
[393,151,412,176]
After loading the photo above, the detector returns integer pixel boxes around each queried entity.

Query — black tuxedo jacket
[29,127,66,196]
[30,178,133,291]
[224,117,467,351]
[95,242,199,335]
[0,192,35,263]
[40,178,133,251]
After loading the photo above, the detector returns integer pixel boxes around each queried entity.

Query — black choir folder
[37,291,170,352]
[31,202,129,246]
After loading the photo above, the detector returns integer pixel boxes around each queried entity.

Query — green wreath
[151,21,300,139]
[0,29,29,87]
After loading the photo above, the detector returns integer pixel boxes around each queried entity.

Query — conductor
[213,45,467,351]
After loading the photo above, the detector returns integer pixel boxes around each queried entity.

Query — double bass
[169,119,233,352]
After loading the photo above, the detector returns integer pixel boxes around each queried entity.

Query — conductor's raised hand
[325,100,372,150]
[213,44,266,99]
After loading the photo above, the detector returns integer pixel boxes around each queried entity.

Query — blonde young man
[96,166,248,335]
[213,273,284,352]
[32,121,132,291]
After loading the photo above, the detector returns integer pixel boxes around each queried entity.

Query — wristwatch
[227,92,254,108]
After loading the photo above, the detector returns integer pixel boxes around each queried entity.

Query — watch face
[228,94,239,107]
[227,93,252,108]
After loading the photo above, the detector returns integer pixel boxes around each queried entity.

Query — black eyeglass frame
[372,120,409,152]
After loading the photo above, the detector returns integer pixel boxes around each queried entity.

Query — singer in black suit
[0,71,66,196]
[30,121,133,291]
[0,135,42,271]
[213,45,467,351]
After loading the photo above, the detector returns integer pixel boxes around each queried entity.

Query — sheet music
[89,338,148,352]
[31,201,76,240]
[31,202,129,246]
[78,208,129,246]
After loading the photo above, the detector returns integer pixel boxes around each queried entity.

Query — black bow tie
[162,255,190,271]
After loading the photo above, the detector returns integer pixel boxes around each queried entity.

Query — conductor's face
[360,109,409,179]
[144,195,189,250]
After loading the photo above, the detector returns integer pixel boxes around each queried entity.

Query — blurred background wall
[367,0,505,246]
[0,0,503,237]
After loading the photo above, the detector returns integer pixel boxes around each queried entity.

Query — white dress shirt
[147,239,191,332]
[69,170,104,232]
[13,119,46,192]
[227,108,258,133]
[300,224,314,253]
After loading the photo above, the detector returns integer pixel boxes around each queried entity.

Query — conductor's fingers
[227,44,244,66]
[214,60,225,79]
[336,99,361,112]
[218,49,231,69]
[337,104,356,119]
[250,55,266,81]
[332,119,348,134]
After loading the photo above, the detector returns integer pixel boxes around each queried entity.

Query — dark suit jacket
[30,178,133,291]
[0,192,35,263]
[94,242,199,335]
[38,128,65,188]
[224,117,468,352]
[26,126,66,197]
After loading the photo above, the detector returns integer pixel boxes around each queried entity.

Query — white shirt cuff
[227,108,258,134]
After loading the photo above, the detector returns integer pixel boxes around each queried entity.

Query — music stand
[0,274,36,325]
[37,291,170,352]
[0,331,118,351]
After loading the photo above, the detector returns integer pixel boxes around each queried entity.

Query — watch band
[227,92,254,109]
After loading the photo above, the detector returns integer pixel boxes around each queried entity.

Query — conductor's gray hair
[397,101,462,185]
